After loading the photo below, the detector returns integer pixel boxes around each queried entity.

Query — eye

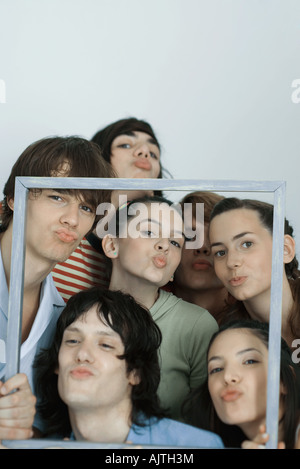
[214,249,226,258]
[209,366,223,375]
[99,342,114,350]
[139,224,159,238]
[150,151,159,160]
[119,143,131,149]
[242,241,253,249]
[185,235,196,243]
[65,338,80,345]
[80,204,94,214]
[170,239,182,249]
[244,358,259,365]
[48,194,63,202]
[140,229,156,238]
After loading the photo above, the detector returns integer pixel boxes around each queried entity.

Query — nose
[155,238,169,253]
[194,239,211,256]
[133,143,150,158]
[60,202,80,228]
[226,250,242,269]
[223,366,241,385]
[75,342,94,364]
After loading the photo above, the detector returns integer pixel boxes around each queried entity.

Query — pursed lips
[55,228,78,243]
[229,276,248,287]
[192,259,212,270]
[70,366,94,379]
[221,388,242,402]
[152,255,167,269]
[134,160,151,171]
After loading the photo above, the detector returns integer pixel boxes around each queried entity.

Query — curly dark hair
[33,287,166,437]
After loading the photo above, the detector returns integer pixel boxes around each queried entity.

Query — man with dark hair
[33,288,224,448]
[0,136,113,440]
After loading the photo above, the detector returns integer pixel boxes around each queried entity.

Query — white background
[1,0,300,255]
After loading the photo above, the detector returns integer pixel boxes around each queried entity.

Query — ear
[128,369,141,386]
[7,197,14,211]
[102,234,119,259]
[280,380,288,396]
[283,234,295,264]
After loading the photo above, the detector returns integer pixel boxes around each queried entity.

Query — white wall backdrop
[1,0,300,254]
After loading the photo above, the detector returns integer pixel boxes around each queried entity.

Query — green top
[150,290,218,422]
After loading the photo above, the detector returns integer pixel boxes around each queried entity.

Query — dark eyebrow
[208,347,263,363]
[47,189,95,207]
[237,347,263,356]
[119,131,159,148]
[232,232,255,241]
[208,355,222,363]
[65,326,80,332]
[65,325,118,338]
[210,231,254,248]
[46,189,68,194]
[139,218,185,238]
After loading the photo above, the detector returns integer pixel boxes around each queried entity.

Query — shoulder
[171,292,218,327]
[152,290,218,333]
[148,417,224,448]
[155,290,214,317]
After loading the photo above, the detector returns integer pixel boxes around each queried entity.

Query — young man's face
[56,306,138,412]
[24,190,96,265]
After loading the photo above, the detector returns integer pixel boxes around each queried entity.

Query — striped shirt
[52,233,110,302]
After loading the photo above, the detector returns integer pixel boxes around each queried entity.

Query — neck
[243,275,295,345]
[172,284,228,318]
[69,403,132,443]
[1,223,55,288]
[109,268,159,310]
